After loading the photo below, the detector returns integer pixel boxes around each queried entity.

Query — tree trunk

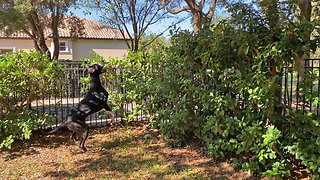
[130,0,139,51]
[192,12,201,34]
[296,0,312,77]
[299,0,312,22]
[28,11,51,59]
[33,39,41,51]
[51,9,60,60]
[157,0,217,34]
[134,36,139,52]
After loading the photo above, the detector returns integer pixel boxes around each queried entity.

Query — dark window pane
[59,42,66,51]
[0,49,12,54]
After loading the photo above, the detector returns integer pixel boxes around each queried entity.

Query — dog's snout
[88,67,95,73]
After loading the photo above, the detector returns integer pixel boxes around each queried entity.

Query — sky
[67,2,228,38]
[68,6,193,38]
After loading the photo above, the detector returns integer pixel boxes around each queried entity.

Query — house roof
[0,16,130,40]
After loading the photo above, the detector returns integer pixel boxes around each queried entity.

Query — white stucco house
[0,16,129,60]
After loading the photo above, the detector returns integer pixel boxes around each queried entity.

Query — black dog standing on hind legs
[44,61,113,152]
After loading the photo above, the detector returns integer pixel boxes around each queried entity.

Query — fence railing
[2,59,320,128]
[31,60,147,128]
[282,58,320,115]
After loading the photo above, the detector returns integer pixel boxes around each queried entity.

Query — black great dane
[44,61,113,152]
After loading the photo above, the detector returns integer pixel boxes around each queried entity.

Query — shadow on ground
[1,128,79,160]
[40,122,255,179]
[0,122,275,179]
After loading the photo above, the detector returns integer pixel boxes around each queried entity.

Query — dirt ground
[0,122,309,180]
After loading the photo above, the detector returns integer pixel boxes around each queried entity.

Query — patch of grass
[0,122,253,180]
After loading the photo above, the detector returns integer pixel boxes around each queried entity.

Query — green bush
[82,3,320,178]
[0,50,63,149]
[139,3,318,178]
[81,51,155,122]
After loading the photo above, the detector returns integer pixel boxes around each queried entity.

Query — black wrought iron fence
[31,60,147,128]
[2,59,319,128]
[282,58,320,115]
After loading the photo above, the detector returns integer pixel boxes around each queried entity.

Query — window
[0,49,13,55]
[59,42,68,52]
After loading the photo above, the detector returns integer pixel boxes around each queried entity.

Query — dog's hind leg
[70,132,77,140]
[79,123,89,152]
[66,120,89,152]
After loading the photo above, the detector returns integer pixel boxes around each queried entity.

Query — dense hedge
[93,3,320,179]
[0,51,63,149]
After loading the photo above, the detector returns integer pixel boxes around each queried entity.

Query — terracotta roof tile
[0,16,130,40]
[0,27,30,38]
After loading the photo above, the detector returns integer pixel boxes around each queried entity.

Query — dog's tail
[41,119,68,135]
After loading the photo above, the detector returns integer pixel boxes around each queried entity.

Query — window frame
[59,41,68,53]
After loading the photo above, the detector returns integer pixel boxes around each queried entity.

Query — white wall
[0,39,34,52]
[72,39,129,60]
[0,38,129,60]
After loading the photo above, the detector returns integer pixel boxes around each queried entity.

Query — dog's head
[85,61,107,75]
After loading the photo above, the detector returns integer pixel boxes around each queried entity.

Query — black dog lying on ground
[44,61,113,152]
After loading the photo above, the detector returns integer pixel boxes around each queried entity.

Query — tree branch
[136,0,150,23]
[206,0,217,21]
[111,0,133,42]
[140,8,166,36]
[184,0,201,12]
[143,16,188,48]
[157,0,190,14]
[199,0,205,10]
[139,0,155,33]
[21,27,36,40]
[111,7,132,50]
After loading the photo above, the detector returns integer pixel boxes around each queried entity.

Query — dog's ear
[98,61,105,67]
